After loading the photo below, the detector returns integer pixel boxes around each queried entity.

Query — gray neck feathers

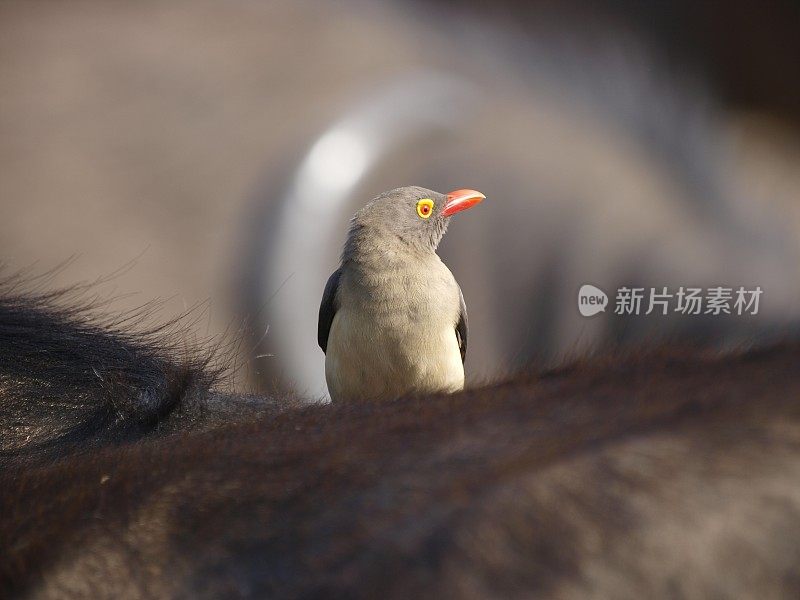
[341,217,449,266]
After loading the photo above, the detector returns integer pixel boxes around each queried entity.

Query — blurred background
[2,0,799,398]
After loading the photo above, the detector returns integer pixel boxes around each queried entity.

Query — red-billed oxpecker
[318,186,485,402]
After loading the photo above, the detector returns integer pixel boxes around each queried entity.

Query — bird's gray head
[342,186,485,260]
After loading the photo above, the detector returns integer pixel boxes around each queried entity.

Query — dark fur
[3,284,800,598]
[0,277,287,465]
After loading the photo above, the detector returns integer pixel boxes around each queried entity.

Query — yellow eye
[416,198,434,219]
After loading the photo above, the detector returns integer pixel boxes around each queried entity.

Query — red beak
[441,188,486,217]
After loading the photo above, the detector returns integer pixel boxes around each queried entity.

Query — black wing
[456,285,468,364]
[318,268,342,353]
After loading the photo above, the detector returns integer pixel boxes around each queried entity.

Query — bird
[318,186,485,402]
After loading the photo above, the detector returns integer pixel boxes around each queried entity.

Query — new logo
[578,284,608,317]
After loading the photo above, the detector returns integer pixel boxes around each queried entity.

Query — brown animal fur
[2,288,800,598]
